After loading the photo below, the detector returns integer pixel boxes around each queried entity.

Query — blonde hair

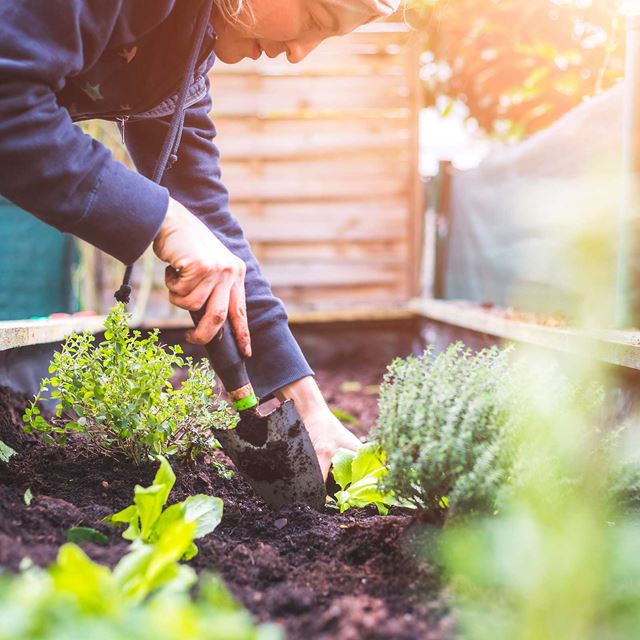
[215,0,253,26]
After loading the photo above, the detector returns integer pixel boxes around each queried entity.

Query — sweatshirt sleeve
[0,0,169,265]
[122,82,314,398]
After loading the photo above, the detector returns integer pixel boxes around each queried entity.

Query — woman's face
[211,0,354,64]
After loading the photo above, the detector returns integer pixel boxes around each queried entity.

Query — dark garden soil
[0,323,452,640]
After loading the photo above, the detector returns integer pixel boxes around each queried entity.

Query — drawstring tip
[114,284,132,304]
[167,153,178,170]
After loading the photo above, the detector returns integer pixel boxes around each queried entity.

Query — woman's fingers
[184,276,231,344]
[228,279,252,358]
[168,273,216,314]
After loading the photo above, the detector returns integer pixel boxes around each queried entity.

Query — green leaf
[154,502,184,539]
[351,442,386,482]
[0,439,16,463]
[107,457,223,558]
[332,448,356,489]
[105,504,140,541]
[133,456,176,542]
[183,541,199,561]
[180,495,223,539]
[23,488,33,506]
[67,527,109,545]
[134,485,169,542]
[113,519,197,603]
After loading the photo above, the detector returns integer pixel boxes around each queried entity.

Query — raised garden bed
[0,320,452,640]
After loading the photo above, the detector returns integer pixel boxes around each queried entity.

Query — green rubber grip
[232,393,258,412]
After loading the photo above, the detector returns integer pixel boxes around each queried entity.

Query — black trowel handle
[189,311,258,412]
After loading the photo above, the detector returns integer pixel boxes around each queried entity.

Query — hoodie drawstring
[114,0,215,305]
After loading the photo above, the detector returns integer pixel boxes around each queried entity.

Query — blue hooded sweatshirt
[0,0,313,398]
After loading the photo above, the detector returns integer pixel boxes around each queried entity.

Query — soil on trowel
[0,325,452,640]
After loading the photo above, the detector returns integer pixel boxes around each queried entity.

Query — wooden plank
[263,261,403,288]
[223,153,409,180]
[234,201,409,242]
[215,116,413,156]
[275,283,408,310]
[211,75,411,115]
[213,107,412,121]
[225,174,408,202]
[215,130,408,160]
[252,240,408,262]
[410,298,640,371]
[0,316,105,351]
[213,62,407,79]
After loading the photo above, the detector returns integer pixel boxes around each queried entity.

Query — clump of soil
[0,329,451,640]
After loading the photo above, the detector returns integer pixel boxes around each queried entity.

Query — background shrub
[375,343,519,520]
[376,342,640,523]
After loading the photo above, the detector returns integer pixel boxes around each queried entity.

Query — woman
[0,0,398,478]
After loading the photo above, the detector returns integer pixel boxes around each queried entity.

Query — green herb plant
[331,442,412,515]
[23,304,237,463]
[106,456,223,560]
[375,343,519,521]
[0,527,281,640]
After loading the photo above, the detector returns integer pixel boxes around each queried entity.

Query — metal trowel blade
[213,399,326,510]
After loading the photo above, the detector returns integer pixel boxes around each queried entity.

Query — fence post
[616,8,640,327]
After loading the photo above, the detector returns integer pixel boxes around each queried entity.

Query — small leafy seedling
[67,527,109,545]
[331,442,412,515]
[105,456,223,560]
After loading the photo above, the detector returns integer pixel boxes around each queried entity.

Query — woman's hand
[153,197,251,355]
[275,376,362,480]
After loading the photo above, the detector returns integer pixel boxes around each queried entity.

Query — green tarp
[444,84,623,316]
[0,197,76,320]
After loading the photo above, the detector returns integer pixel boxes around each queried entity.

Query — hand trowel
[190,311,326,510]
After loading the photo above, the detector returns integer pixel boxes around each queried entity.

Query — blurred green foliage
[440,351,640,638]
[0,527,280,640]
[407,0,624,138]
[0,456,279,639]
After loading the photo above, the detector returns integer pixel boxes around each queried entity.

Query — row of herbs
[9,303,640,522]
[5,304,640,637]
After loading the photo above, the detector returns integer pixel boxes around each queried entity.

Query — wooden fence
[87,22,422,324]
